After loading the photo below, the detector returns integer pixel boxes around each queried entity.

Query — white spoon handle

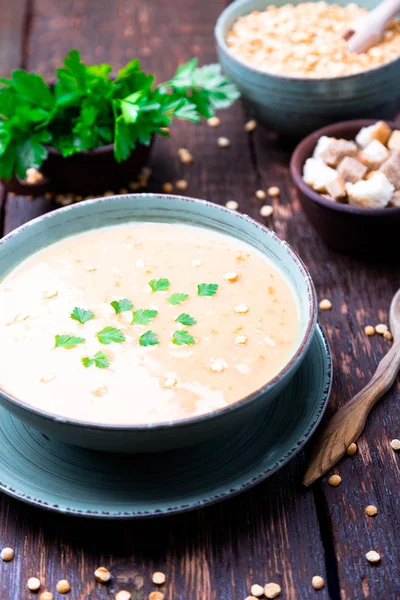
[347,0,400,53]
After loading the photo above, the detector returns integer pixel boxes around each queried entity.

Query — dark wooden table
[1,1,400,599]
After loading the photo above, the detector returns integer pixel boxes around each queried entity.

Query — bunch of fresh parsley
[0,50,239,181]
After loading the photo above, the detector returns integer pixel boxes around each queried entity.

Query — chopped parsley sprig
[149,278,170,292]
[139,330,159,346]
[168,293,188,305]
[132,309,158,325]
[96,326,126,345]
[175,313,197,326]
[197,283,218,297]
[55,335,85,348]
[172,330,196,346]
[82,351,110,369]
[70,307,94,324]
[111,298,133,314]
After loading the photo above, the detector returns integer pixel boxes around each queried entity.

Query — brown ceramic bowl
[290,120,400,259]
[3,139,153,197]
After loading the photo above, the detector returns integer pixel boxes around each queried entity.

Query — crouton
[379,149,400,188]
[320,139,358,167]
[326,176,347,201]
[388,130,400,151]
[346,172,394,209]
[313,136,334,159]
[338,156,368,183]
[389,189,400,207]
[355,121,392,148]
[303,158,338,192]
[359,140,390,170]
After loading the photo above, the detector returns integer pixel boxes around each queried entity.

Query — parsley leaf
[165,60,240,118]
[111,298,133,314]
[172,330,196,346]
[70,306,95,324]
[139,330,159,346]
[82,351,110,369]
[55,334,85,348]
[175,313,197,326]
[132,309,158,325]
[167,293,188,305]
[197,283,218,297]
[96,326,126,344]
[149,278,170,292]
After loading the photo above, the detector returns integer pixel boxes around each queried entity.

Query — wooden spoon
[343,0,400,54]
[303,288,400,487]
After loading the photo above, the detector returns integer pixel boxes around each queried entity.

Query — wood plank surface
[0,1,399,599]
[0,2,329,600]
[0,0,28,78]
[0,0,29,234]
[252,132,400,600]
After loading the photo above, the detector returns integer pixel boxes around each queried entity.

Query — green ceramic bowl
[215,0,400,136]
[0,194,317,452]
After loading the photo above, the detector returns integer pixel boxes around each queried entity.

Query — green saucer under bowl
[0,325,331,519]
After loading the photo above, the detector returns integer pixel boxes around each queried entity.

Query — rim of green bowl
[0,194,317,432]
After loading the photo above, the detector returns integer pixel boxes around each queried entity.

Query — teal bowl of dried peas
[215,0,400,136]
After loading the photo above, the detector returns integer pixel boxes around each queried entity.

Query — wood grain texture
[304,331,400,486]
[305,285,400,485]
[0,0,399,599]
[0,0,27,78]
[0,0,28,236]
[252,128,400,600]
[0,1,329,600]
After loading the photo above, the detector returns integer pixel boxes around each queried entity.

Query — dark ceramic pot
[290,120,400,259]
[3,139,154,196]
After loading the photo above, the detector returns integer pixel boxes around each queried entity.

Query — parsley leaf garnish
[82,351,110,369]
[111,298,133,314]
[132,309,158,325]
[70,306,95,324]
[197,283,218,297]
[96,326,126,345]
[167,293,188,305]
[175,313,197,326]
[149,278,170,292]
[55,334,85,348]
[139,330,159,346]
[172,330,196,346]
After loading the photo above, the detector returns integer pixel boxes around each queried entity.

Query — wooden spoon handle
[303,340,400,486]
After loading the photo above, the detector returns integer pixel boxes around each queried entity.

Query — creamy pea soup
[0,223,299,425]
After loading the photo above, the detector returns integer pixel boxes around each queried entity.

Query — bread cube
[326,176,347,201]
[389,189,400,207]
[379,149,400,188]
[388,130,400,151]
[302,158,338,192]
[313,136,334,159]
[365,170,380,180]
[345,172,394,209]
[337,157,368,183]
[359,140,390,170]
[355,121,392,148]
[320,139,358,167]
